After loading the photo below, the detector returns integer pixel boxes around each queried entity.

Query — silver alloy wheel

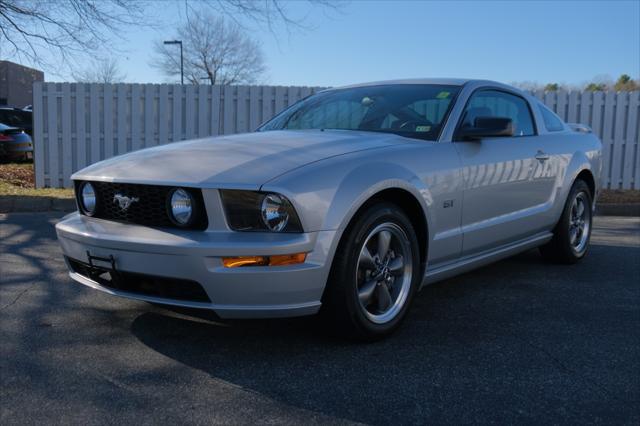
[355,222,413,324]
[569,191,590,254]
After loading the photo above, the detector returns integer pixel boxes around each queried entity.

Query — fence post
[33,82,45,188]
[61,83,72,187]
[47,83,59,187]
[623,91,639,189]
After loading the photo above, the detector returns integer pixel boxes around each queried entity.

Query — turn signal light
[222,253,307,268]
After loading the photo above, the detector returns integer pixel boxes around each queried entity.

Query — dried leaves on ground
[598,189,640,204]
[0,163,35,188]
[0,163,73,198]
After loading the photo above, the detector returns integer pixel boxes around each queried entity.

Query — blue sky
[64,0,640,86]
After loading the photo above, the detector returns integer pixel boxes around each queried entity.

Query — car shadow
[129,244,640,424]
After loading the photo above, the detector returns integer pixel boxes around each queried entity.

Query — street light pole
[163,40,183,85]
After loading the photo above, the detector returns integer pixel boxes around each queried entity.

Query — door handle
[535,150,550,162]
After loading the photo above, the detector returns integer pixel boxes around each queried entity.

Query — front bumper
[56,212,336,318]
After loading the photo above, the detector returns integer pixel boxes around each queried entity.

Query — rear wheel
[540,179,593,264]
[321,202,421,340]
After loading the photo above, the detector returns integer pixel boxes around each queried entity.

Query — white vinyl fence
[33,83,323,188]
[33,83,639,189]
[531,90,639,190]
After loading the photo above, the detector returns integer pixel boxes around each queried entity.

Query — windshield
[259,84,460,141]
[0,110,30,128]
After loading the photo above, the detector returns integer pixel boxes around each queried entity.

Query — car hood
[71,130,405,188]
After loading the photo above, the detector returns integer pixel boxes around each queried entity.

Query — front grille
[67,257,211,303]
[75,181,207,230]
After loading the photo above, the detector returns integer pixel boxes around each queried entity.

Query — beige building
[0,61,44,107]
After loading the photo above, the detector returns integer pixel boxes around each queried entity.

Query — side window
[538,102,565,132]
[460,90,535,137]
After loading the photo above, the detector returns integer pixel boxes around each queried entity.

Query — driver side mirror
[458,117,514,141]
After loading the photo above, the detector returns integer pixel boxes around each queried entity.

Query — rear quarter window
[538,102,565,132]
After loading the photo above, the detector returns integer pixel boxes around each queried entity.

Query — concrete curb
[0,196,76,213]
[596,203,640,217]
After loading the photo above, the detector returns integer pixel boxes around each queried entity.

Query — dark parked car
[0,123,33,161]
[0,108,32,137]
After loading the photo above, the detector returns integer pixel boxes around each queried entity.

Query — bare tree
[510,81,544,91]
[0,0,338,72]
[152,13,266,85]
[193,0,340,33]
[0,0,145,69]
[73,57,127,83]
[511,81,577,92]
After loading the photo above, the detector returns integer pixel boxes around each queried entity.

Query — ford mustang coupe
[56,79,602,339]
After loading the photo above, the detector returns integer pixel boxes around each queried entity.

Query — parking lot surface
[1,213,639,425]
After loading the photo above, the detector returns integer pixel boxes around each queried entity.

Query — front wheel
[540,179,593,264]
[321,203,421,340]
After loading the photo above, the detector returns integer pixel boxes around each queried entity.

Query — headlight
[220,190,303,233]
[80,182,96,215]
[261,194,289,231]
[168,188,194,226]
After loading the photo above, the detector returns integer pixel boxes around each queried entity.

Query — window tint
[460,90,535,137]
[409,99,452,125]
[286,99,369,130]
[260,84,460,141]
[537,102,565,132]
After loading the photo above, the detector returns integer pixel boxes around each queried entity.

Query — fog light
[222,253,307,268]
[169,188,194,226]
[80,182,96,215]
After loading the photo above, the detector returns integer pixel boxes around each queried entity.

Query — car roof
[328,78,507,91]
[321,79,530,101]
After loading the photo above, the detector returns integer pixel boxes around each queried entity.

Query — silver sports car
[56,79,602,339]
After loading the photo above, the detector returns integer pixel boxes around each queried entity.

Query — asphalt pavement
[1,213,639,425]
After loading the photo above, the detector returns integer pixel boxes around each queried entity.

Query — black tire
[539,179,593,264]
[321,202,422,341]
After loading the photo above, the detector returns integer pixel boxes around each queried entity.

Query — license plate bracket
[85,251,121,283]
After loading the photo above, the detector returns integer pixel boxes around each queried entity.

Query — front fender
[262,152,432,234]
[322,162,432,232]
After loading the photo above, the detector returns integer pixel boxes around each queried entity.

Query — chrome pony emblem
[113,194,139,211]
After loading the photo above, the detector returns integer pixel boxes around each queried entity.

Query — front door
[454,89,554,256]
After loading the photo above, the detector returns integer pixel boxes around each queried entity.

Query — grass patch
[0,181,74,198]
